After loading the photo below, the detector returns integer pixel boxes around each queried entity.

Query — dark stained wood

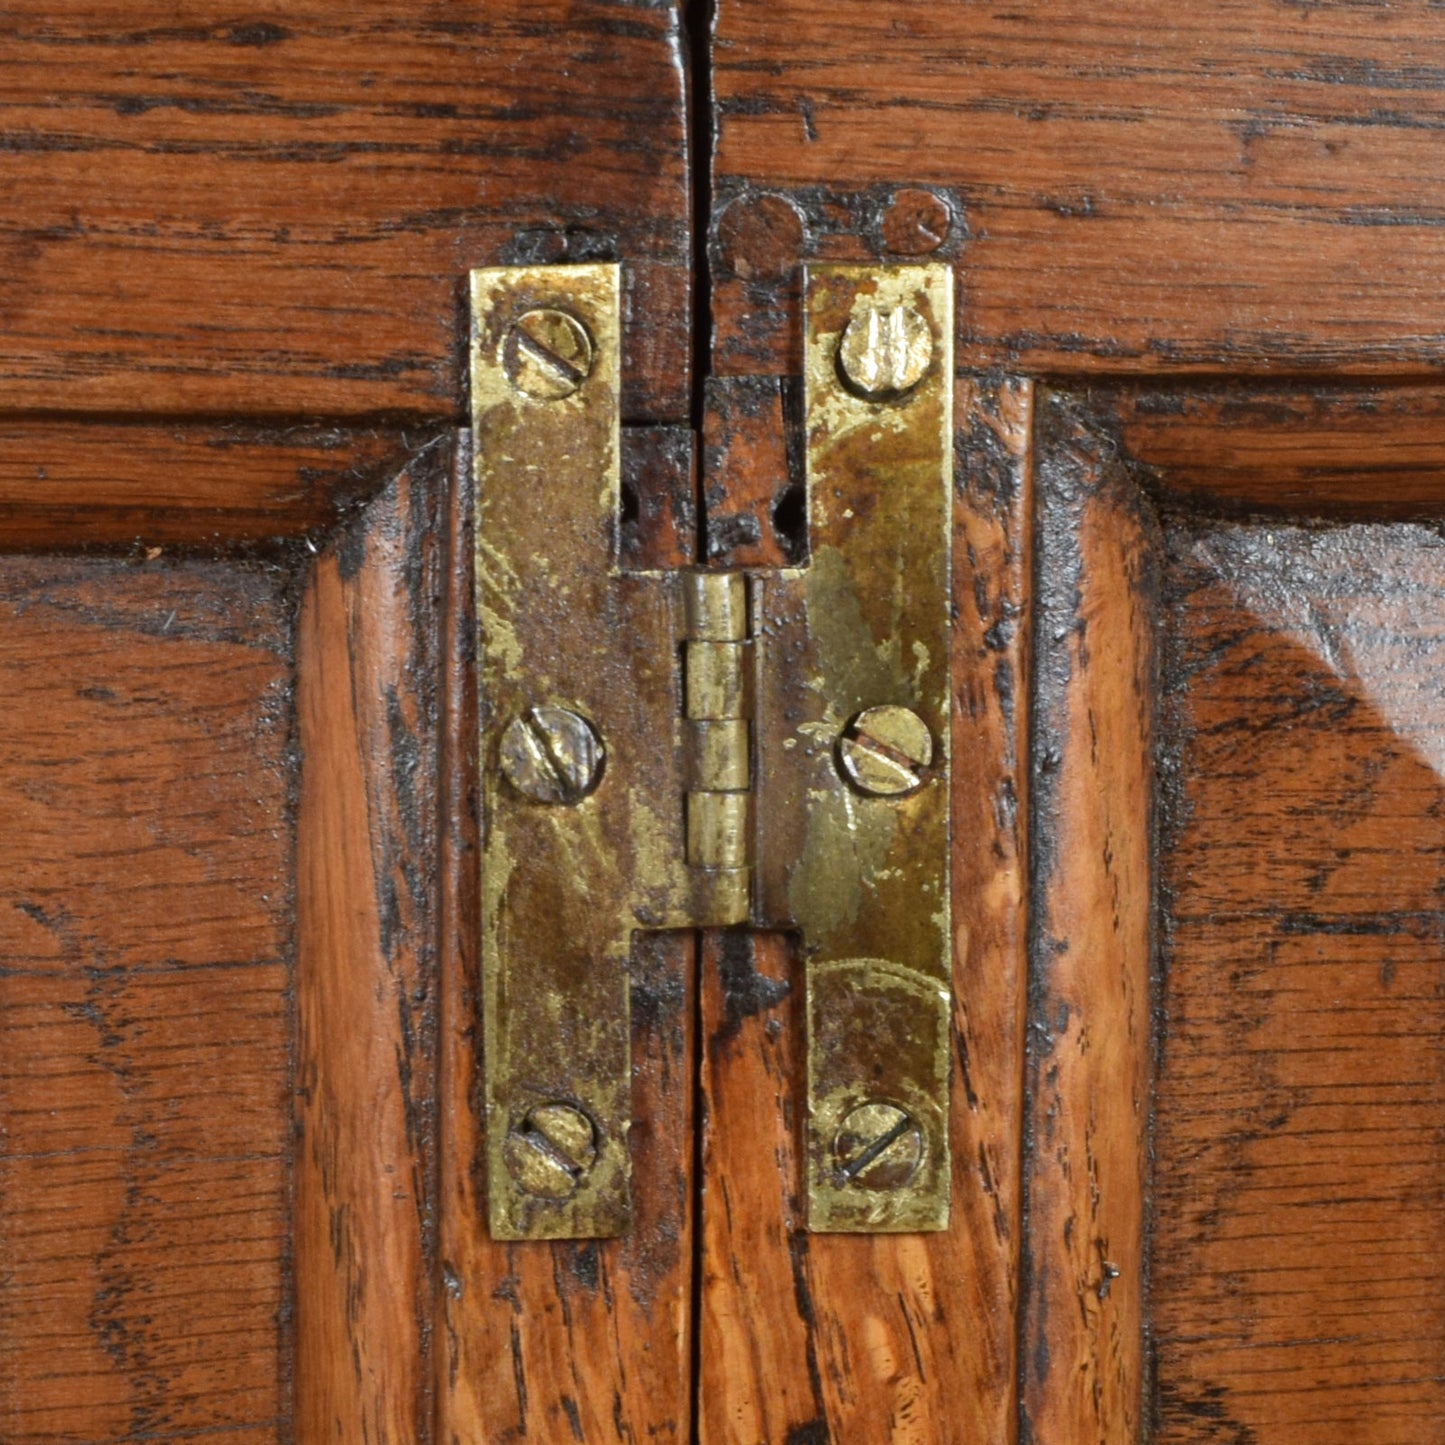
[0,421,422,546]
[696,930,814,1443]
[1024,391,1158,1445]
[950,376,1034,1445]
[0,1,704,1435]
[1025,386,1445,1442]
[0,2,699,1426]
[879,189,955,258]
[710,0,1445,377]
[701,376,798,568]
[620,424,699,574]
[0,2,691,421]
[0,554,294,1442]
[1113,384,1445,516]
[437,432,697,1443]
[1149,507,1445,1441]
[696,379,1034,1444]
[294,443,443,1441]
[14,0,1445,1437]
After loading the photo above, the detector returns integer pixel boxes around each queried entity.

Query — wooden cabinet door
[700,5,1445,1442]
[4,3,1444,1443]
[0,7,693,1441]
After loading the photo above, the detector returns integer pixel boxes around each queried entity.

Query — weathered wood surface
[0,555,294,1443]
[1024,393,1158,1445]
[0,1,691,420]
[0,421,422,546]
[437,433,697,1443]
[700,376,798,569]
[10,0,1445,1437]
[294,444,444,1441]
[1026,386,1445,1443]
[710,0,1445,377]
[1113,385,1445,515]
[695,379,1033,1444]
[1151,513,1445,1443]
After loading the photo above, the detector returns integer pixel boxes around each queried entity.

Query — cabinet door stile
[694,379,1034,1443]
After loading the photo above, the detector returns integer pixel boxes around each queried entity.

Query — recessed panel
[0,557,293,1443]
[1153,518,1445,1443]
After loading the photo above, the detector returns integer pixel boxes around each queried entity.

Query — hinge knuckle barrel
[685,641,752,719]
[685,569,748,640]
[683,571,753,923]
[686,791,752,868]
[687,719,750,791]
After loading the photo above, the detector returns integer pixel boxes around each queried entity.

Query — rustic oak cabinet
[2,3,1442,1442]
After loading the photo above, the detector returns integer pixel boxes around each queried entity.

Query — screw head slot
[837,705,933,797]
[503,307,596,400]
[500,705,605,805]
[835,304,933,401]
[833,1101,924,1191]
[504,1103,599,1200]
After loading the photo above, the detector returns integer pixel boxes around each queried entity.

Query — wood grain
[696,930,814,1444]
[294,442,444,1440]
[700,376,799,568]
[438,431,697,1443]
[0,555,294,1443]
[1151,514,1445,1443]
[17,1,1445,1436]
[0,420,423,546]
[621,425,699,574]
[1024,392,1157,1445]
[711,0,1445,377]
[1112,385,1445,516]
[696,378,1033,1444]
[0,1,690,420]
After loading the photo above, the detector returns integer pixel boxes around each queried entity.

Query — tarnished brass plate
[473,265,696,1240]
[475,262,951,1239]
[754,263,954,1232]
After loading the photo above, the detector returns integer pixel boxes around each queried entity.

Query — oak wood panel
[696,378,1033,1444]
[438,432,697,1443]
[0,421,424,546]
[1024,394,1157,1445]
[1113,385,1445,516]
[696,930,814,1444]
[294,444,444,1440]
[0,1,690,420]
[1151,514,1445,1443]
[710,0,1445,377]
[0,555,294,1443]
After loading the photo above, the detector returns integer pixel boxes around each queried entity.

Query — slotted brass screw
[504,1103,599,1200]
[837,704,933,797]
[499,705,604,805]
[503,307,595,399]
[835,303,933,401]
[834,1101,924,1191]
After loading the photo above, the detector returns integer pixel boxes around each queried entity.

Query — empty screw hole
[771,481,807,563]
[619,478,640,529]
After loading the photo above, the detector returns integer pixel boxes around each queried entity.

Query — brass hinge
[473,261,952,1240]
